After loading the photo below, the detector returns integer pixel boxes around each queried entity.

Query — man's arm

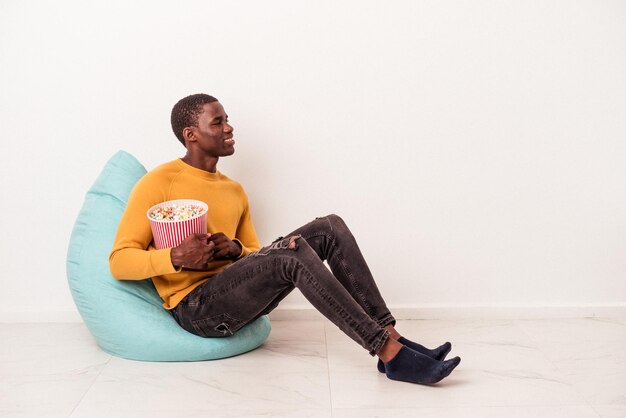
[169,190,259,266]
[109,178,178,280]
[232,192,261,258]
[203,193,260,261]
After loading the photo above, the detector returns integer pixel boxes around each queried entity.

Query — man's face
[188,101,235,157]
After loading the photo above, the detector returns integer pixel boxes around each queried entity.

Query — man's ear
[183,127,195,143]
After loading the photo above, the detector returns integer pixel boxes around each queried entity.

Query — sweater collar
[175,158,222,181]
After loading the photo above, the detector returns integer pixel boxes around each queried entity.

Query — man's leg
[172,235,390,355]
[172,220,460,384]
[282,214,453,368]
[279,214,395,328]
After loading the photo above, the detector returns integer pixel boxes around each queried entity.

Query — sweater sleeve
[233,191,261,258]
[109,177,180,280]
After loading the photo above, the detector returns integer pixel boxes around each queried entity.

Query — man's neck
[181,153,219,173]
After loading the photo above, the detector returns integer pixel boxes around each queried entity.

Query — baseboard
[0,310,84,323]
[268,304,626,321]
[2,304,625,323]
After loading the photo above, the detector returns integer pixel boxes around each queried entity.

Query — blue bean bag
[66,150,271,361]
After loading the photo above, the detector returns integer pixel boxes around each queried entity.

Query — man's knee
[317,214,348,234]
[327,213,345,226]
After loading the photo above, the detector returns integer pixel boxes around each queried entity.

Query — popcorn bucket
[147,199,208,249]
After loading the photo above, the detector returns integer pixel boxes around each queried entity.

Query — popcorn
[146,199,209,249]
[148,203,206,222]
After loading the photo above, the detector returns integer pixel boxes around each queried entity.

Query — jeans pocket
[191,313,245,337]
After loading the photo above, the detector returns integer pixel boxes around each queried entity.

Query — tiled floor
[1,317,625,417]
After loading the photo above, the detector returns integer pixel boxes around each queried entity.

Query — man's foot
[377,339,452,373]
[384,346,461,385]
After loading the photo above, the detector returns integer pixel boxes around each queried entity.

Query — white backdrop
[1,0,625,320]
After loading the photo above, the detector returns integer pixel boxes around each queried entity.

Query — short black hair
[171,94,218,146]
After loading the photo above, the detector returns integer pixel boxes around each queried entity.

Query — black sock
[384,346,461,385]
[377,338,452,373]
[399,337,452,361]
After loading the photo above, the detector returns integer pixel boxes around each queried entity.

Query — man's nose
[224,122,234,132]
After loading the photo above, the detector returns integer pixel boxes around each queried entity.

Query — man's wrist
[170,247,182,268]
[231,240,243,260]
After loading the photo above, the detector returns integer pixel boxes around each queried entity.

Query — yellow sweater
[109,158,261,309]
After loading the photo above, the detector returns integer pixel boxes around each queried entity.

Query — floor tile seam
[69,406,335,414]
[481,402,600,408]
[590,403,626,411]
[330,401,599,410]
[330,404,601,410]
[589,404,603,417]
[512,319,548,350]
[531,353,599,409]
[514,318,599,410]
[68,354,112,417]
[324,321,335,417]
[515,317,626,344]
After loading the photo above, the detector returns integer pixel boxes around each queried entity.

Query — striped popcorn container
[146,199,208,249]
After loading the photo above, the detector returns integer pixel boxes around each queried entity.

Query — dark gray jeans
[171,214,395,356]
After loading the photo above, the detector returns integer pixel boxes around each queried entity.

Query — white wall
[1,0,625,320]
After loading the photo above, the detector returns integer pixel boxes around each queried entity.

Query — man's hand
[170,233,216,270]
[207,232,242,260]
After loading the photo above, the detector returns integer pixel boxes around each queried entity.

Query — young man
[109,94,460,385]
